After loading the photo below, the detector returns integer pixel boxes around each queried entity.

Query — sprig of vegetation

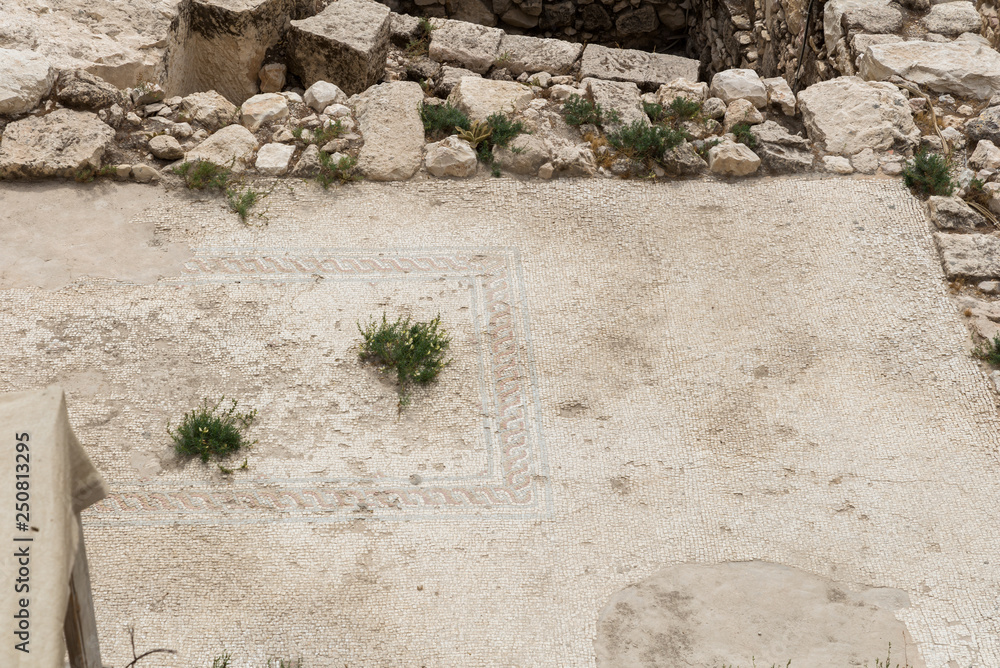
[406,17,437,57]
[562,94,621,127]
[225,186,261,222]
[420,102,471,140]
[168,397,257,463]
[731,122,759,149]
[485,112,525,149]
[171,160,231,190]
[607,120,688,162]
[974,333,1000,365]
[316,152,362,188]
[667,96,701,120]
[903,149,955,197]
[358,313,451,407]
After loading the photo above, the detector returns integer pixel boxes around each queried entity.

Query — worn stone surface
[304,81,348,113]
[288,0,392,96]
[750,120,809,147]
[970,139,1000,171]
[582,78,647,129]
[656,78,709,104]
[55,69,123,111]
[240,93,289,132]
[966,106,1000,145]
[179,91,240,132]
[0,109,114,178]
[493,133,550,174]
[148,134,185,161]
[254,142,296,176]
[165,0,290,105]
[0,178,999,667]
[824,0,891,50]
[757,143,814,172]
[425,135,478,177]
[596,562,924,667]
[724,99,764,130]
[353,81,424,180]
[711,69,768,108]
[935,232,1000,278]
[497,34,582,76]
[290,143,321,177]
[923,1,982,36]
[660,141,707,176]
[708,141,761,175]
[841,4,902,35]
[859,42,1000,100]
[762,76,796,115]
[258,63,286,94]
[928,196,987,231]
[580,44,699,91]
[797,76,918,155]
[429,19,505,74]
[184,124,259,171]
[0,48,56,116]
[437,66,481,97]
[448,76,533,121]
[131,163,160,183]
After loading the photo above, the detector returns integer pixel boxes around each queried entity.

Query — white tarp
[0,386,108,667]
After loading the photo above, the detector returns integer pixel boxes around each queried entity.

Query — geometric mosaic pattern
[84,248,551,524]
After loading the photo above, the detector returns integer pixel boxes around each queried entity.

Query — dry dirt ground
[2,175,1000,667]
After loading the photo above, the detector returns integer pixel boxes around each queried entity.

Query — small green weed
[903,149,955,197]
[316,152,362,188]
[731,122,759,149]
[695,138,722,160]
[212,654,231,668]
[667,96,701,120]
[562,94,621,127]
[171,160,231,190]
[607,120,687,162]
[643,101,666,123]
[168,397,257,463]
[974,333,1000,365]
[495,50,513,66]
[420,102,471,140]
[311,121,343,146]
[358,313,451,407]
[266,660,302,668]
[485,112,525,149]
[226,186,260,222]
[74,166,97,183]
[491,163,502,177]
[406,17,437,57]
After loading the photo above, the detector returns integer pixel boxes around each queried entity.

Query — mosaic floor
[3,176,1000,667]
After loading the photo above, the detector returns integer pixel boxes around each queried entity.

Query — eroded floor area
[2,176,999,667]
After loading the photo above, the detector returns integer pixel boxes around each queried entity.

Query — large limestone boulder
[923,1,982,36]
[429,20,504,75]
[54,69,123,111]
[0,109,114,178]
[180,91,240,131]
[0,49,56,116]
[149,135,185,160]
[580,44,699,90]
[425,136,478,177]
[824,0,891,51]
[497,35,582,76]
[448,77,533,121]
[935,233,1000,279]
[797,76,918,155]
[240,93,289,132]
[859,41,1000,100]
[710,69,768,107]
[353,81,424,181]
[288,0,391,95]
[582,78,647,129]
[165,0,290,104]
[184,124,260,171]
[707,141,761,176]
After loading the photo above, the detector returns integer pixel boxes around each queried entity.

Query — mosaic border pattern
[84,248,551,524]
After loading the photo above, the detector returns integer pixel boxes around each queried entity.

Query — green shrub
[731,122,759,149]
[171,160,231,190]
[562,94,621,127]
[643,101,666,123]
[974,333,1000,365]
[607,120,688,162]
[903,149,954,197]
[667,96,701,121]
[420,102,471,140]
[317,152,362,188]
[406,17,436,57]
[485,112,525,148]
[225,186,261,223]
[168,398,257,463]
[358,313,451,405]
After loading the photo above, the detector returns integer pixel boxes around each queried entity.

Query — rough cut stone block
[0,109,114,178]
[240,93,289,131]
[184,124,260,171]
[165,0,290,105]
[797,76,918,155]
[55,69,123,111]
[582,78,647,129]
[428,19,504,75]
[448,76,533,121]
[711,69,768,107]
[923,1,982,36]
[255,142,296,175]
[708,141,761,176]
[0,48,56,116]
[353,81,424,181]
[935,233,1000,279]
[498,34,582,76]
[928,196,986,231]
[580,44,699,91]
[859,41,1000,100]
[425,135,478,177]
[180,90,240,131]
[288,0,391,96]
[824,0,891,51]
